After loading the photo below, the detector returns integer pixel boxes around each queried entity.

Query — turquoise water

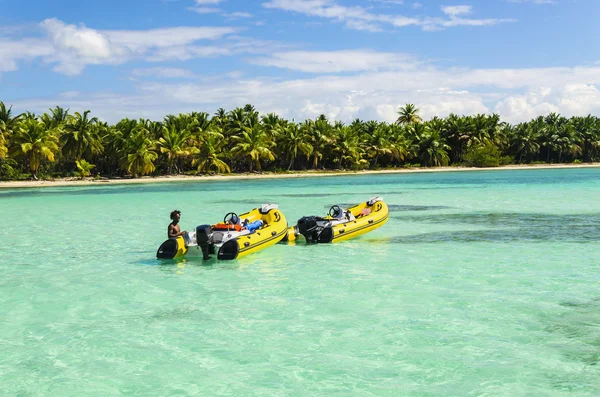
[1,169,600,396]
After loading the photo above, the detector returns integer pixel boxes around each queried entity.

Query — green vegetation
[463,143,513,168]
[0,101,599,180]
[75,159,95,179]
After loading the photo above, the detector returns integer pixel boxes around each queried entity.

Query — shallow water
[1,169,600,396]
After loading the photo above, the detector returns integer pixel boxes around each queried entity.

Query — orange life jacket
[213,223,243,231]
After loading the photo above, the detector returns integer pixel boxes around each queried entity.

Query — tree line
[0,101,599,180]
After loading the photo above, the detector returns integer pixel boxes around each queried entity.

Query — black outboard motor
[195,224,214,260]
[297,216,324,243]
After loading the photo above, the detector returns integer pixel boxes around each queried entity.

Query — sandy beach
[1,163,600,189]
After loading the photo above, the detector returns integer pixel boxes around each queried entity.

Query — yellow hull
[157,205,287,260]
[170,236,189,258]
[286,199,389,243]
[231,207,288,259]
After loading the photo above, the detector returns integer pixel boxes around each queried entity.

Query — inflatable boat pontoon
[284,197,388,244]
[157,203,287,260]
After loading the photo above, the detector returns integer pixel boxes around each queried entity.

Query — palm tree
[510,123,540,163]
[571,116,600,161]
[139,119,163,140]
[192,129,230,174]
[157,124,192,174]
[303,117,332,169]
[0,102,22,163]
[471,114,492,146]
[231,119,275,172]
[0,120,8,161]
[261,113,283,139]
[123,131,158,177]
[278,122,312,170]
[409,123,450,167]
[396,104,422,125]
[75,159,96,179]
[212,108,227,130]
[61,110,103,161]
[555,123,582,163]
[10,118,59,179]
[101,118,138,175]
[40,106,70,130]
[226,107,249,139]
[364,123,395,168]
[0,102,22,130]
[442,114,473,163]
[388,123,412,165]
[191,111,212,132]
[333,124,365,169]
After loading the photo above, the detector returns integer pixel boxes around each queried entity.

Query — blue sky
[1,0,599,123]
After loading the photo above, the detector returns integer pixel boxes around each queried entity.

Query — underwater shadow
[544,297,600,367]
[391,212,600,243]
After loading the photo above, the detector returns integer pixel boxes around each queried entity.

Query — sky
[1,0,599,124]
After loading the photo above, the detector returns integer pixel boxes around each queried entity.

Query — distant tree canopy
[0,102,599,180]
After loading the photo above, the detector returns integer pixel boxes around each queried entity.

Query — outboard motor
[297,216,323,243]
[195,224,214,260]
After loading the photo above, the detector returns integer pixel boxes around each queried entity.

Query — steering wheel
[328,205,341,217]
[223,212,239,225]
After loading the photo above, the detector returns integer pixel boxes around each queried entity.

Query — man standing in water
[168,209,187,239]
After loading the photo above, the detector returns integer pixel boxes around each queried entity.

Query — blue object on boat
[246,220,263,232]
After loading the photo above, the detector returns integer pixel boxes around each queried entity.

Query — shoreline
[1,163,600,189]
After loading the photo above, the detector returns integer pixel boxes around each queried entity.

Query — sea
[1,168,599,396]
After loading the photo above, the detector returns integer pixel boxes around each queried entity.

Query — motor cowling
[196,224,211,245]
[297,216,323,243]
[297,216,317,234]
[195,224,214,260]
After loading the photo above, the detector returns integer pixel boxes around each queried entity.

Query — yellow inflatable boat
[284,197,388,243]
[157,203,287,260]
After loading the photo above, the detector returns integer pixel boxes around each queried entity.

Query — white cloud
[13,58,600,125]
[194,0,223,4]
[146,36,288,62]
[2,18,237,75]
[441,5,472,17]
[262,0,513,31]
[0,38,54,72]
[105,25,235,50]
[131,67,196,79]
[249,50,419,73]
